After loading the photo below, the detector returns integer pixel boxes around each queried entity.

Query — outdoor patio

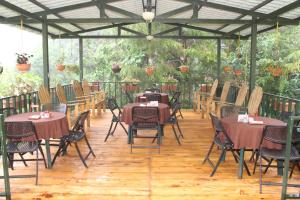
[1,110,299,200]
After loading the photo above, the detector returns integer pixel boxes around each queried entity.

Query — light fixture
[142,11,155,22]
[146,35,154,41]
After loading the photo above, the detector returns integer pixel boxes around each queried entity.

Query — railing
[1,81,300,121]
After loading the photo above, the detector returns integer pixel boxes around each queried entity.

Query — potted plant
[16,53,33,72]
[56,56,65,72]
[145,66,154,76]
[112,63,121,73]
[161,76,178,91]
[122,77,140,91]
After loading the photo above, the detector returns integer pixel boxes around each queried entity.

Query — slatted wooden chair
[82,80,106,117]
[56,83,89,127]
[199,79,218,119]
[247,86,263,115]
[38,85,51,107]
[192,90,201,113]
[213,81,231,117]
[72,80,93,118]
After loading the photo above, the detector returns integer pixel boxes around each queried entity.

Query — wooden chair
[192,90,201,113]
[82,80,106,117]
[200,79,218,119]
[38,85,51,106]
[247,86,263,115]
[213,81,231,117]
[56,83,89,127]
[72,80,93,117]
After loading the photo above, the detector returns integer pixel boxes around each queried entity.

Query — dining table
[221,116,286,179]
[121,102,170,144]
[5,112,69,169]
[135,93,169,105]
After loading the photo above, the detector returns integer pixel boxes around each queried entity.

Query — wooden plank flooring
[1,110,300,199]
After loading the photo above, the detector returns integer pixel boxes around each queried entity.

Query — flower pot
[16,63,31,72]
[272,67,282,77]
[179,65,189,73]
[223,66,232,73]
[112,64,121,73]
[234,69,242,76]
[146,66,154,76]
[56,64,65,71]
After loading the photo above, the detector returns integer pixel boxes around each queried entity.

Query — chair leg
[8,153,14,170]
[230,150,239,163]
[259,154,263,193]
[51,141,64,167]
[253,151,259,174]
[38,145,47,168]
[178,108,184,119]
[35,149,39,185]
[120,122,128,135]
[210,148,225,177]
[110,121,118,136]
[104,121,115,142]
[289,162,296,178]
[263,158,273,174]
[74,142,88,168]
[171,124,181,145]
[84,135,95,157]
[19,153,28,167]
[176,121,184,139]
[203,142,215,164]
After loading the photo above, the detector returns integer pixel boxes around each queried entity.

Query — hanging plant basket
[56,64,65,71]
[267,65,282,77]
[223,66,232,73]
[234,69,242,76]
[16,63,31,72]
[146,66,154,76]
[179,65,189,73]
[112,63,121,73]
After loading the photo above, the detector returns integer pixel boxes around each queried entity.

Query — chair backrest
[143,93,161,102]
[125,91,133,103]
[73,80,84,97]
[38,85,51,105]
[247,86,263,115]
[235,83,248,107]
[170,102,181,119]
[108,98,121,117]
[209,113,234,145]
[5,121,38,141]
[72,110,90,132]
[0,107,17,118]
[219,81,231,102]
[220,105,239,118]
[261,125,300,146]
[132,107,159,128]
[170,91,181,105]
[82,80,91,96]
[56,84,67,104]
[209,79,218,98]
[41,103,67,114]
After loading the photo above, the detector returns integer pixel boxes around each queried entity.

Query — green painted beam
[42,16,50,89]
[156,4,193,18]
[154,27,180,36]
[7,18,297,25]
[55,35,239,39]
[249,18,257,93]
[217,39,221,80]
[105,4,140,18]
[79,37,83,81]
[120,27,146,36]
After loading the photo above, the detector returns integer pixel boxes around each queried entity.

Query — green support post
[217,39,221,81]
[0,114,11,200]
[249,17,257,93]
[42,15,50,90]
[79,37,83,81]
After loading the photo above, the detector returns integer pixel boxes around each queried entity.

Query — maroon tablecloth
[135,93,169,104]
[5,112,69,140]
[121,103,170,125]
[221,116,286,149]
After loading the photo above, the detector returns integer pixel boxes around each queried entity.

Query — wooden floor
[1,110,300,200]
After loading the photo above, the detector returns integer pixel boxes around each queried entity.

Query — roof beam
[4,18,297,25]
[153,27,181,36]
[94,0,106,18]
[120,26,146,36]
[28,0,85,31]
[217,0,274,31]
[227,0,300,35]
[53,35,244,40]
[105,4,140,18]
[0,1,76,35]
[156,5,193,18]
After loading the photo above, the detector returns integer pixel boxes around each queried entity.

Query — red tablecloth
[5,112,69,140]
[135,93,169,105]
[121,103,170,125]
[221,116,286,149]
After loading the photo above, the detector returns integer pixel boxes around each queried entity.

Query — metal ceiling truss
[0,0,299,40]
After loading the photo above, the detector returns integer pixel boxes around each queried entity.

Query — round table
[5,112,69,140]
[122,103,170,125]
[221,116,286,150]
[135,93,169,105]
[5,112,69,168]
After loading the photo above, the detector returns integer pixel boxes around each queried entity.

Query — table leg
[238,148,245,179]
[127,125,132,144]
[45,139,52,169]
[277,160,283,176]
